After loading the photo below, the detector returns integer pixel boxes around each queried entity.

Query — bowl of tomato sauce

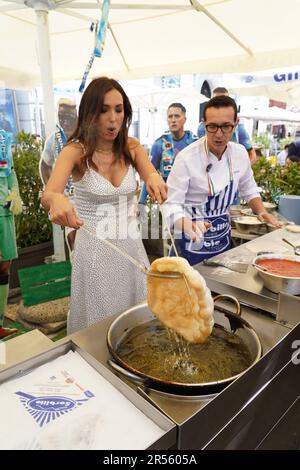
[252,254,300,295]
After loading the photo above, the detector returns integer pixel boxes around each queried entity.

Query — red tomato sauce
[256,258,300,277]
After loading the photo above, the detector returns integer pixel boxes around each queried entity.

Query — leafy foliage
[13,131,52,248]
[278,136,293,150]
[252,133,272,155]
[252,156,300,203]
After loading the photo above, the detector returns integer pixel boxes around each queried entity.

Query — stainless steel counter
[0,304,295,449]
[2,226,298,449]
[196,228,300,315]
[0,339,176,450]
[69,301,291,447]
[0,329,53,371]
[67,227,299,448]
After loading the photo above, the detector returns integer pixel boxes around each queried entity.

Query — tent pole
[34,3,56,137]
[33,1,66,261]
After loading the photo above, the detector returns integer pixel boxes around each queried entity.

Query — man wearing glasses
[198,87,256,164]
[164,95,281,265]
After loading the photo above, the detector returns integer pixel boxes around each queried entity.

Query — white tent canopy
[230,82,300,107]
[3,0,300,258]
[240,106,300,123]
[3,0,300,91]
[127,86,208,109]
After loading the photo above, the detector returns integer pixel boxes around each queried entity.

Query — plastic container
[278,195,300,224]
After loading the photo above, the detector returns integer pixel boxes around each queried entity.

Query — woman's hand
[49,194,83,229]
[257,211,283,228]
[146,172,168,204]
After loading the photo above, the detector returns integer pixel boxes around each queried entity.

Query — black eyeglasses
[205,124,235,134]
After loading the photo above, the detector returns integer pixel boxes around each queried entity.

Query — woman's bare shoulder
[128,137,145,162]
[128,136,142,150]
[59,141,84,165]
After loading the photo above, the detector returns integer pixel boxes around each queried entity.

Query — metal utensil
[159,204,179,257]
[158,205,192,295]
[282,238,300,256]
[80,225,182,279]
[203,259,248,273]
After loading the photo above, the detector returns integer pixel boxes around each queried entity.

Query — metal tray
[0,340,176,450]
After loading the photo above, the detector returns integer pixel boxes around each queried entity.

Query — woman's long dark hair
[69,77,134,169]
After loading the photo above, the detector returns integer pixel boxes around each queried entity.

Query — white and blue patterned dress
[68,163,149,334]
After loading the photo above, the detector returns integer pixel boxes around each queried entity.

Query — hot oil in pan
[116,319,252,384]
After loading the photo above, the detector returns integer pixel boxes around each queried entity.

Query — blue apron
[172,139,237,265]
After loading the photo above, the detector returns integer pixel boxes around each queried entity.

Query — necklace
[95,147,113,155]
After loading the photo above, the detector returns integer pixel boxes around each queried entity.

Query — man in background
[39,98,77,254]
[139,102,197,203]
[277,144,290,165]
[40,98,77,186]
[286,140,300,164]
[197,87,256,164]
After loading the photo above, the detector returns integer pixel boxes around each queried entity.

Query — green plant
[252,156,300,203]
[252,133,272,155]
[278,136,293,150]
[276,162,300,196]
[13,131,52,248]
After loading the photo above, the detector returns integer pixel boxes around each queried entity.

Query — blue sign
[274,72,300,82]
[0,89,18,143]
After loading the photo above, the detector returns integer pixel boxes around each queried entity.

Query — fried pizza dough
[147,257,214,343]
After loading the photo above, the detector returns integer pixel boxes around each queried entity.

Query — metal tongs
[80,212,183,279]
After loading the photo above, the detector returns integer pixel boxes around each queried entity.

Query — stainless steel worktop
[69,301,291,430]
[0,329,54,371]
[196,227,300,315]
[1,303,295,449]
[67,228,299,448]
[2,226,299,449]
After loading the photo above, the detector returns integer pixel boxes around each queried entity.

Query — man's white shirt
[164,137,261,225]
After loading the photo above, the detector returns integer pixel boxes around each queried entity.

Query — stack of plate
[234,216,263,234]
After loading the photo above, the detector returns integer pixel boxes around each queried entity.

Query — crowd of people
[1,78,298,336]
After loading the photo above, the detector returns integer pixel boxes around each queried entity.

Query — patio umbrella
[127,86,208,109]
[239,106,300,123]
[2,0,300,125]
[230,82,300,106]
[2,0,300,256]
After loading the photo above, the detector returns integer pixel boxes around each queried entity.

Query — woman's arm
[41,144,83,229]
[130,138,167,204]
